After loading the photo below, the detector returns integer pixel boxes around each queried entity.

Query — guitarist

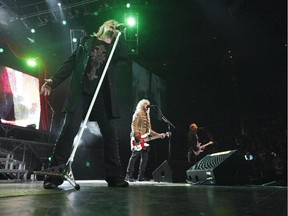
[187,123,214,164]
[125,99,166,182]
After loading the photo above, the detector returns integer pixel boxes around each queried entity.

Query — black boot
[106,176,129,187]
[43,176,64,189]
[137,173,145,181]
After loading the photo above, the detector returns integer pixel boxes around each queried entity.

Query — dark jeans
[126,148,149,177]
[50,94,122,178]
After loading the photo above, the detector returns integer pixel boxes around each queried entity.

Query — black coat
[50,34,128,117]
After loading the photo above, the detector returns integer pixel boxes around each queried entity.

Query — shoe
[106,177,129,187]
[43,176,64,189]
[137,175,145,181]
[125,177,136,182]
[125,175,136,182]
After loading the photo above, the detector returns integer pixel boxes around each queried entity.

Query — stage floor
[0,180,286,216]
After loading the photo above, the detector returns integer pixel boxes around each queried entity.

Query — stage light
[72,38,77,43]
[26,58,37,68]
[0,48,3,53]
[125,16,136,27]
[31,29,35,33]
[58,2,62,7]
[245,152,254,160]
[27,37,35,44]
[85,161,91,167]
[124,12,138,54]
[62,20,67,25]
[126,3,131,8]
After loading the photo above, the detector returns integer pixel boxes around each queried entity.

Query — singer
[125,99,166,182]
[40,19,129,189]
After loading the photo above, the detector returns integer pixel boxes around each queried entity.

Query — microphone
[147,105,157,108]
[116,24,126,31]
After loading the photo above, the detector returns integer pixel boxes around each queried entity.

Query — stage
[0,180,286,216]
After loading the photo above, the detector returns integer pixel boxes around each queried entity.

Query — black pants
[126,148,149,177]
[50,94,122,178]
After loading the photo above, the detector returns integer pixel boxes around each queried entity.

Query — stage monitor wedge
[186,150,248,185]
[153,160,191,183]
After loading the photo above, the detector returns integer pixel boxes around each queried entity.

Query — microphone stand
[152,106,175,160]
[201,127,216,143]
[201,126,217,152]
[47,101,55,142]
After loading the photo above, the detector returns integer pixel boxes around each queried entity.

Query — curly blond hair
[135,99,149,111]
[91,19,118,39]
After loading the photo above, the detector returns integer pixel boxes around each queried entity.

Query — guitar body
[192,141,214,155]
[130,133,150,151]
[130,132,171,151]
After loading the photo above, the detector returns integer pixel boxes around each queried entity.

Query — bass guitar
[193,141,214,155]
[131,132,171,151]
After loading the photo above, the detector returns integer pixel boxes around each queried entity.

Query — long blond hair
[91,19,118,39]
[135,99,150,115]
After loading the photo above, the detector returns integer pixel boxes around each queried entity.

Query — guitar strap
[196,134,199,145]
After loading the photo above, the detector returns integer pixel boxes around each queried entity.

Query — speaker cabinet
[186,150,248,185]
[153,160,191,183]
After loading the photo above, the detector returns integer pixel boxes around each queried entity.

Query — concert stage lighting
[26,59,38,68]
[125,16,136,27]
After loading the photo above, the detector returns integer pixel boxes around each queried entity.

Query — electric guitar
[131,132,171,151]
[193,141,214,155]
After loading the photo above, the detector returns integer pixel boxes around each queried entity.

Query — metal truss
[0,0,102,28]
[0,137,54,180]
[0,123,54,180]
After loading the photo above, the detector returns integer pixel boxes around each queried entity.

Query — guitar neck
[144,135,162,142]
[201,142,213,148]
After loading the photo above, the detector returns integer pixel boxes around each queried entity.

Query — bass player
[125,99,167,182]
